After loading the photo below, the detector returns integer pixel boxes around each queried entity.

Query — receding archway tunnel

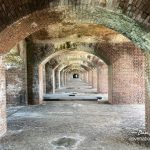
[0,1,150,149]
[42,50,108,101]
[73,74,79,78]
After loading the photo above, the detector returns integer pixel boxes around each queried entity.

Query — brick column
[58,70,61,89]
[85,72,88,83]
[108,50,145,104]
[88,70,92,85]
[145,51,150,133]
[60,70,64,87]
[55,69,60,89]
[64,71,67,86]
[52,69,56,94]
[97,66,100,92]
[98,64,108,93]
[43,65,46,94]
[0,56,7,137]
[27,65,40,104]
[92,69,97,89]
[45,64,53,93]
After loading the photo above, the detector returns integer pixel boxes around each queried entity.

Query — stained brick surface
[96,42,145,104]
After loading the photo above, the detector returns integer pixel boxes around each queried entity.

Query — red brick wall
[88,70,93,86]
[95,42,145,104]
[6,67,27,106]
[97,64,108,94]
[92,69,97,89]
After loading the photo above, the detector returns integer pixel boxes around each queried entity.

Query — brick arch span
[0,0,149,31]
[0,5,149,54]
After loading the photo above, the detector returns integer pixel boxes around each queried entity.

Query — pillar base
[28,99,43,105]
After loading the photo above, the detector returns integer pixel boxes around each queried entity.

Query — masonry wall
[92,69,97,89]
[0,56,6,137]
[6,68,27,106]
[55,69,59,89]
[26,38,145,104]
[45,63,53,93]
[88,70,93,86]
[5,41,27,106]
[26,38,55,104]
[95,42,145,104]
[97,64,108,94]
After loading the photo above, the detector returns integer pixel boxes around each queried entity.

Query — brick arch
[0,0,149,31]
[0,5,149,54]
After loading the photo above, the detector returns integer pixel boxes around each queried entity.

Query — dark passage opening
[73,74,79,78]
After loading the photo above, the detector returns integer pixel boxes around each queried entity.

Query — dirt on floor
[0,101,149,150]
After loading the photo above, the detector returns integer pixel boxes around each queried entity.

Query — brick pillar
[145,51,150,133]
[88,70,92,85]
[98,64,108,93]
[60,70,64,87]
[55,69,58,89]
[92,69,97,89]
[27,64,40,104]
[0,56,7,137]
[43,65,46,94]
[64,71,66,86]
[83,72,86,82]
[45,64,53,93]
[52,69,55,94]
[85,72,88,83]
[108,50,145,104]
[58,70,61,89]
[97,66,100,92]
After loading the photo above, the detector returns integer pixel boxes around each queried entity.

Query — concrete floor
[44,78,108,100]
[0,78,149,150]
[0,101,149,150]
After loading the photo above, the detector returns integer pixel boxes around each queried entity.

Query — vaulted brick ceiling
[31,24,131,43]
[0,0,149,33]
[46,51,104,71]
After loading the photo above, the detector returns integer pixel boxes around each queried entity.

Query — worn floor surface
[1,79,149,150]
[0,101,149,150]
[44,78,108,100]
